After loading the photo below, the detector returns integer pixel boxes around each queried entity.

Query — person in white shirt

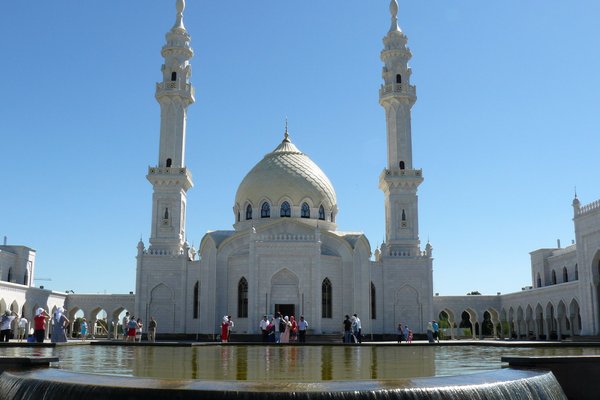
[17,316,28,342]
[259,315,269,342]
[353,313,362,343]
[297,315,309,343]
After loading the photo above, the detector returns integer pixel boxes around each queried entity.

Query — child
[407,329,413,343]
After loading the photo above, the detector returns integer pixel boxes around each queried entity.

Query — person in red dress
[221,316,230,343]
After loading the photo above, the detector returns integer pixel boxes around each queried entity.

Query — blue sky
[2,1,599,296]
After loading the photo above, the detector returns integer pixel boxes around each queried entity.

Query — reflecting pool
[4,345,600,381]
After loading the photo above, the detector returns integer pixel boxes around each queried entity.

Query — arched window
[563,267,568,283]
[318,205,325,221]
[237,211,240,222]
[322,278,332,318]
[238,277,248,318]
[301,203,310,218]
[7,268,12,283]
[171,71,177,81]
[280,202,291,218]
[23,269,29,286]
[331,212,335,223]
[551,270,557,285]
[396,74,402,84]
[399,161,405,170]
[371,282,376,319]
[401,209,406,221]
[261,202,270,218]
[166,158,172,167]
[537,273,542,288]
[575,264,579,280]
[246,204,253,220]
[193,281,199,319]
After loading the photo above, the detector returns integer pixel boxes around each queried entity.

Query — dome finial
[173,0,186,30]
[283,117,290,142]
[389,0,400,32]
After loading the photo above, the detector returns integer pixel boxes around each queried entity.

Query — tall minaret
[378,0,423,257]
[147,0,195,254]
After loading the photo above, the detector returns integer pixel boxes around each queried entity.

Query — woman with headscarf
[280,316,291,343]
[51,307,69,343]
[289,316,298,343]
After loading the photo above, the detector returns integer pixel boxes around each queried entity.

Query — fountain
[0,344,568,400]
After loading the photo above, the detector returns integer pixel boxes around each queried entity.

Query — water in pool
[4,345,600,381]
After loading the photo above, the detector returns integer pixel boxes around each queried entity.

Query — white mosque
[1,1,599,339]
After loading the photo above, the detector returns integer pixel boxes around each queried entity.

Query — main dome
[234,132,337,228]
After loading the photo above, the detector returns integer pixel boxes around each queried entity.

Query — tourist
[221,315,230,343]
[397,323,405,343]
[136,318,143,342]
[297,315,308,343]
[259,315,269,342]
[0,310,17,342]
[407,329,413,343]
[273,313,282,343]
[33,308,49,343]
[227,316,234,342]
[432,320,440,343]
[148,316,157,342]
[51,307,69,343]
[127,316,138,342]
[122,312,130,341]
[280,316,291,343]
[343,315,353,343]
[289,316,298,343]
[353,314,362,343]
[80,318,88,340]
[426,321,434,343]
[17,315,28,342]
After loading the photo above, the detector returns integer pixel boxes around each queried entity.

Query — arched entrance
[270,269,299,318]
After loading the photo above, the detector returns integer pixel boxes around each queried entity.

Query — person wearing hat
[0,310,18,342]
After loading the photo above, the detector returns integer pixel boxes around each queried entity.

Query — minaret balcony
[379,83,416,99]
[147,166,194,190]
[156,82,195,102]
[379,168,423,190]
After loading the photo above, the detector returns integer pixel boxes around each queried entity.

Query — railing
[379,83,416,97]
[578,199,600,216]
[258,234,315,242]
[382,168,422,177]
[156,82,195,99]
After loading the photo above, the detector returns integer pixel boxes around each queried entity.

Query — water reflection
[3,345,600,381]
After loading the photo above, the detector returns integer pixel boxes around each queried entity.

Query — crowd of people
[257,313,309,343]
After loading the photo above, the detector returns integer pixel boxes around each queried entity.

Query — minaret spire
[174,0,186,30]
[389,0,401,32]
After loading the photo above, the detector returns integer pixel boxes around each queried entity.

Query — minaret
[147,0,194,254]
[378,0,423,257]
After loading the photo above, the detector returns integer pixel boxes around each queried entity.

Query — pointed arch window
[536,273,542,288]
[166,158,172,167]
[399,161,405,170]
[245,204,253,220]
[371,282,377,319]
[318,205,325,221]
[238,277,248,318]
[7,268,12,283]
[331,212,335,223]
[261,202,270,218]
[563,267,568,283]
[551,270,557,285]
[301,203,310,218]
[575,264,579,280]
[193,281,199,319]
[171,71,177,81]
[280,202,291,218]
[322,278,332,318]
[396,74,402,84]
[23,269,29,286]
[237,211,240,222]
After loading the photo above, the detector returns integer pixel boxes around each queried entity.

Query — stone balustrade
[379,82,416,97]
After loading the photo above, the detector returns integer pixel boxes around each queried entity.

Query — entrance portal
[275,304,295,318]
